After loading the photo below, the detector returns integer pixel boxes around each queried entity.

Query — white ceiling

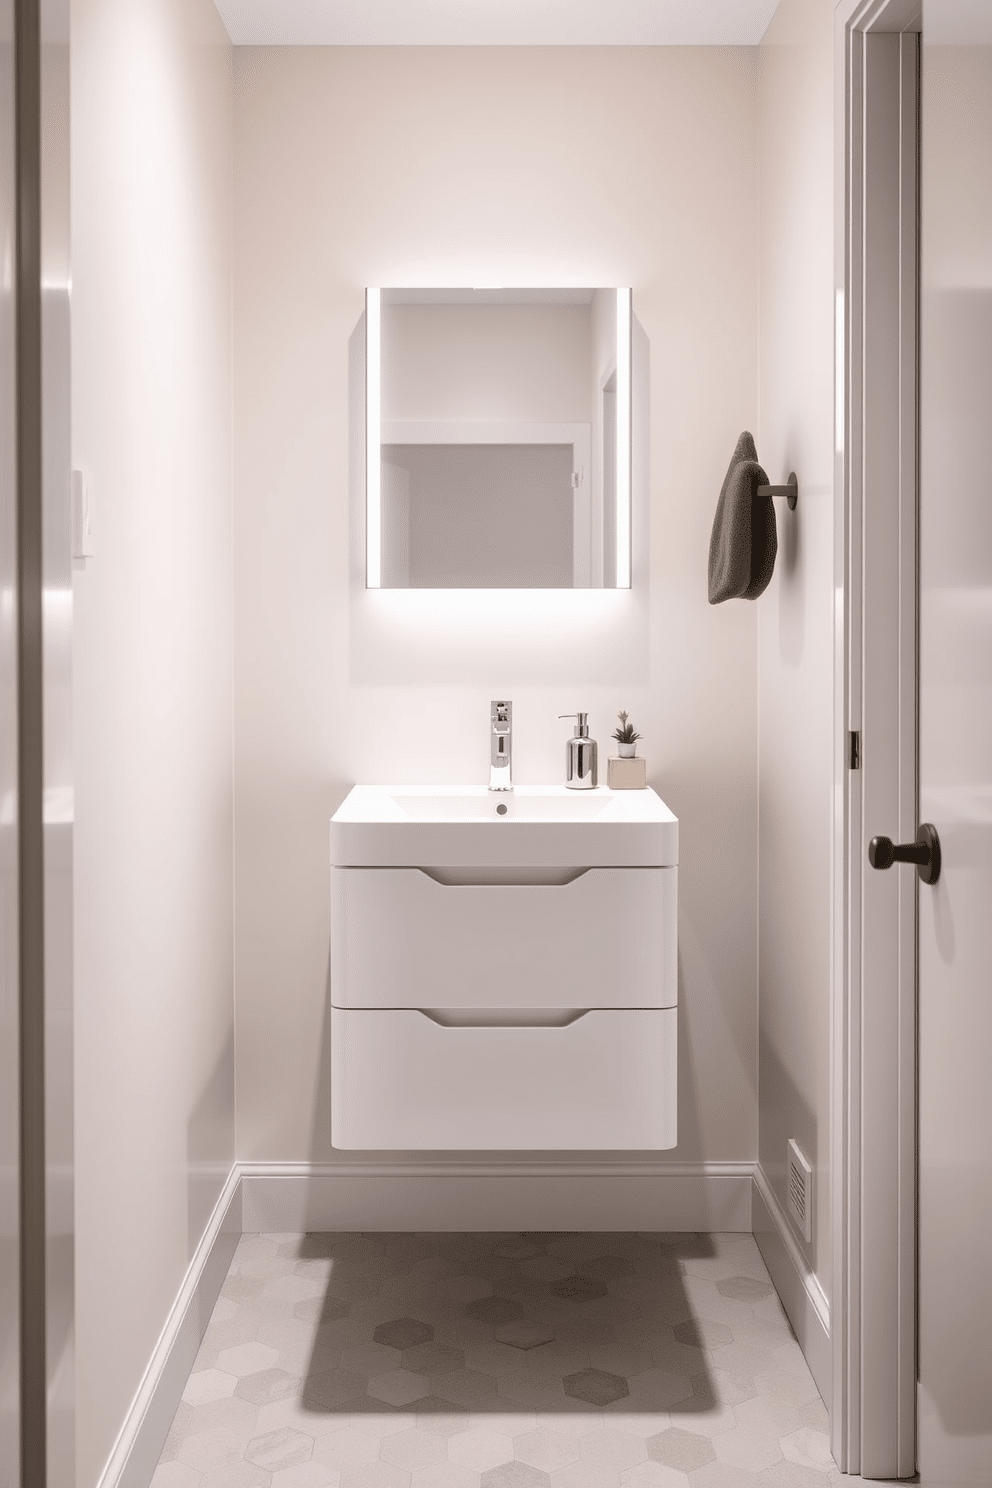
[214,0,782,47]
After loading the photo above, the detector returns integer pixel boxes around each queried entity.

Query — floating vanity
[330,784,678,1150]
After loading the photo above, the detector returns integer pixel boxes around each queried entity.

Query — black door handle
[868,823,941,885]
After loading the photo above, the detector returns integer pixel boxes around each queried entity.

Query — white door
[837,14,920,1476]
[917,7,992,1481]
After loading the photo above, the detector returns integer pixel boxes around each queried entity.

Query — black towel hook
[757,472,798,510]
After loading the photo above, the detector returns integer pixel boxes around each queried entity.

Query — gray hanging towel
[708,431,777,603]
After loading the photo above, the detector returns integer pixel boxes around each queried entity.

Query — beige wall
[71,0,234,1480]
[757,0,835,1295]
[233,46,762,1168]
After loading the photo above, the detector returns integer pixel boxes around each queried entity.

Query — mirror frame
[365,287,632,590]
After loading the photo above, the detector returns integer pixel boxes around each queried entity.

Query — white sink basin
[331,783,677,867]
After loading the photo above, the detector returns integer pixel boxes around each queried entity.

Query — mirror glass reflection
[366,288,631,589]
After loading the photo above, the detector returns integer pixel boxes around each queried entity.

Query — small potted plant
[612,710,641,759]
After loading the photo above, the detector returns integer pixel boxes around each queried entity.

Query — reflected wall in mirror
[366,288,631,589]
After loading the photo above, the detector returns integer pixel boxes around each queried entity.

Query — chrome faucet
[489,700,513,791]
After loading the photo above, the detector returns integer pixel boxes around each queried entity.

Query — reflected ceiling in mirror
[366,288,631,589]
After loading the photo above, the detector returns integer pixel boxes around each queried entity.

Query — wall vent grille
[787,1139,813,1244]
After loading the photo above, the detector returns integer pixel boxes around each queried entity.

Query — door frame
[833,0,921,1477]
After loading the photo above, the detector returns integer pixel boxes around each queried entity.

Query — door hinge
[848,730,861,770]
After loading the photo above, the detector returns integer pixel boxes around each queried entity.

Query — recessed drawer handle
[421,1008,588,1028]
[420,868,589,887]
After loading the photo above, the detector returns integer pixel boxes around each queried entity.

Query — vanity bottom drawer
[330,1007,676,1151]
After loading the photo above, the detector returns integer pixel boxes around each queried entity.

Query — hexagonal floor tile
[176,1426,245,1473]
[581,1255,635,1279]
[479,1462,551,1488]
[373,1317,435,1350]
[235,1368,301,1407]
[380,1426,447,1472]
[620,1463,692,1488]
[550,1276,608,1304]
[625,1369,694,1411]
[312,1426,381,1471]
[466,1295,525,1326]
[517,1256,575,1282]
[673,1320,733,1350]
[185,1392,258,1440]
[494,1239,544,1260]
[437,1367,501,1408]
[715,1277,775,1304]
[646,1427,716,1472]
[448,1426,516,1472]
[779,1426,835,1473]
[562,1368,629,1406]
[245,1427,314,1471]
[339,1341,402,1375]
[686,1465,762,1488]
[270,1463,341,1488]
[436,1275,493,1304]
[182,1368,237,1407]
[494,1320,556,1351]
[296,1295,350,1325]
[150,1464,201,1488]
[200,1463,271,1488]
[302,1367,367,1409]
[751,1369,821,1408]
[403,1341,465,1375]
[513,1426,581,1472]
[577,1426,647,1473]
[216,1342,280,1378]
[368,1367,432,1406]
[406,1466,478,1488]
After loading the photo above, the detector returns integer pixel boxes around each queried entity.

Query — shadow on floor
[288,1231,773,1421]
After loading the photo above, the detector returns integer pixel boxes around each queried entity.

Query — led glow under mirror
[366,288,632,589]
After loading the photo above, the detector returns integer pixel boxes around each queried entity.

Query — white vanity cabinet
[329,784,678,1150]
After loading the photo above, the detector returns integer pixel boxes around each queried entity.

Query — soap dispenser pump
[558,712,598,790]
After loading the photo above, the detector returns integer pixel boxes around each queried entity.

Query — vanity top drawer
[330,865,676,1011]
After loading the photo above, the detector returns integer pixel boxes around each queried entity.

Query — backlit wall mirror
[366,288,631,589]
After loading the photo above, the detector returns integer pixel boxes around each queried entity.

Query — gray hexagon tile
[374,1317,435,1350]
[479,1462,550,1487]
[494,1320,556,1351]
[562,1368,629,1406]
[154,1231,836,1487]
[467,1296,526,1327]
[647,1426,716,1471]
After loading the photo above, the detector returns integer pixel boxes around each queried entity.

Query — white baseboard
[96,1166,242,1488]
[239,1160,754,1234]
[752,1165,831,1410]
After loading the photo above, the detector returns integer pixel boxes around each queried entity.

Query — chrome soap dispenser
[558,712,598,789]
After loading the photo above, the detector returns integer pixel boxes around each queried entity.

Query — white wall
[70,0,234,1480]
[757,0,835,1298]
[233,46,761,1170]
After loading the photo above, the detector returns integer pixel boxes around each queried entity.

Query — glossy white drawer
[330,1006,677,1150]
[330,866,676,1010]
